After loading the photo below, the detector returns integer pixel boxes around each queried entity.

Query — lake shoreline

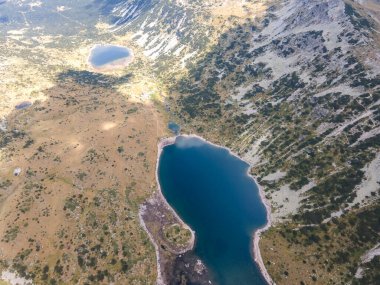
[156,137,196,252]
[146,134,274,285]
[138,136,197,284]
[252,182,275,285]
[138,206,165,285]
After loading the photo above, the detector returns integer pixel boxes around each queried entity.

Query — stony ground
[0,2,170,284]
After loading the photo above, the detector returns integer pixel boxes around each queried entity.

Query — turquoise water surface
[158,136,268,285]
[89,44,131,68]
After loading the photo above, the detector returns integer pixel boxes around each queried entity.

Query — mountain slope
[106,0,380,283]
[167,0,379,283]
[0,1,168,284]
[0,0,378,284]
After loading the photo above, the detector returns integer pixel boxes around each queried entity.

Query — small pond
[15,101,32,110]
[89,44,132,69]
[168,122,181,135]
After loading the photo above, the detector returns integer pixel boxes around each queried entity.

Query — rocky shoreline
[139,194,213,285]
[252,182,275,285]
[139,136,213,284]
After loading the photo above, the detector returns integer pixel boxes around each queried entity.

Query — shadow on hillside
[57,69,133,88]
[0,68,163,284]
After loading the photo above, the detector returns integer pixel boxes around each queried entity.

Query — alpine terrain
[0,0,379,285]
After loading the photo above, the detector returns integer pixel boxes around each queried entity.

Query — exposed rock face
[102,0,272,68]
[118,0,379,221]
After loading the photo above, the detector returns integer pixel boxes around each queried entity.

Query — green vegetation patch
[163,223,192,247]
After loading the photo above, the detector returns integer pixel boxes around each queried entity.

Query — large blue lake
[89,44,132,68]
[158,136,268,285]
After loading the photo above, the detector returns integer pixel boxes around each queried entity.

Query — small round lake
[88,44,132,69]
[168,121,181,135]
[15,101,32,110]
[158,136,268,285]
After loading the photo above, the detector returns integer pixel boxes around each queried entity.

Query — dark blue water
[89,44,131,67]
[158,136,268,285]
[168,122,181,135]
